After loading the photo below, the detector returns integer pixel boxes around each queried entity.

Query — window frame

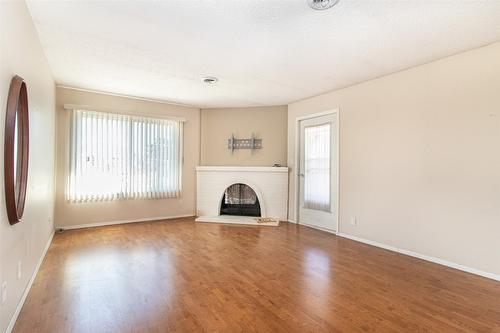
[66,107,185,202]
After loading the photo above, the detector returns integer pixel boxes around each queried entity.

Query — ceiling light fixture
[308,0,340,10]
[202,76,218,85]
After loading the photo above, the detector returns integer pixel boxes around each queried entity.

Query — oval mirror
[5,75,29,225]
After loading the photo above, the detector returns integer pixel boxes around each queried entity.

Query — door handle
[298,173,305,177]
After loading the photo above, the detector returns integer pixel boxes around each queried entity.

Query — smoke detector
[202,76,218,85]
[308,0,340,10]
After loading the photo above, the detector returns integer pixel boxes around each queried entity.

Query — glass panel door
[304,123,331,212]
[298,112,338,232]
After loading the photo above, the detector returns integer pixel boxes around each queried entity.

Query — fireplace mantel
[196,166,288,173]
[196,166,289,224]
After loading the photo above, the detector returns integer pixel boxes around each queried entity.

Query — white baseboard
[6,231,54,333]
[337,232,500,282]
[58,214,196,231]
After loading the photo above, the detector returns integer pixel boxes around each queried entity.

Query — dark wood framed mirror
[5,75,29,225]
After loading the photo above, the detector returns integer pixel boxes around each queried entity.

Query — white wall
[288,42,500,278]
[200,106,287,167]
[55,87,200,228]
[0,2,56,331]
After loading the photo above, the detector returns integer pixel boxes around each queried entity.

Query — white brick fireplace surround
[196,166,289,223]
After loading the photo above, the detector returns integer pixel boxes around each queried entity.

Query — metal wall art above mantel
[227,134,262,153]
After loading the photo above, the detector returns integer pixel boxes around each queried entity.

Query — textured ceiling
[27,0,500,108]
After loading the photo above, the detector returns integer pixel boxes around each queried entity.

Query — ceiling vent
[308,0,340,10]
[202,77,218,85]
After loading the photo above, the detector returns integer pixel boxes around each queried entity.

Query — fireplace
[220,183,261,217]
[195,166,288,225]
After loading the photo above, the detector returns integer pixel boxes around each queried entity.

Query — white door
[298,112,338,232]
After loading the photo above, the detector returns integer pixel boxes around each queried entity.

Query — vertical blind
[304,123,331,212]
[68,109,182,202]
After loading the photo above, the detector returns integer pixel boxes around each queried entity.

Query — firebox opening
[220,183,261,217]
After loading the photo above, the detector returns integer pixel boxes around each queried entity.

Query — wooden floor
[14,218,500,333]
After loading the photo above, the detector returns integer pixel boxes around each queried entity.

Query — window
[304,123,331,212]
[68,109,182,202]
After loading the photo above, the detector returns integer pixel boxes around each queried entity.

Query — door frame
[294,108,340,234]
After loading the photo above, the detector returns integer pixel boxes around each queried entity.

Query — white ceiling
[27,0,500,108]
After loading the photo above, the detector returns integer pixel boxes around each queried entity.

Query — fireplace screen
[220,183,261,216]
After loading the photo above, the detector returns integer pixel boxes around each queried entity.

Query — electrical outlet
[1,282,7,304]
[17,261,22,280]
[350,216,357,226]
